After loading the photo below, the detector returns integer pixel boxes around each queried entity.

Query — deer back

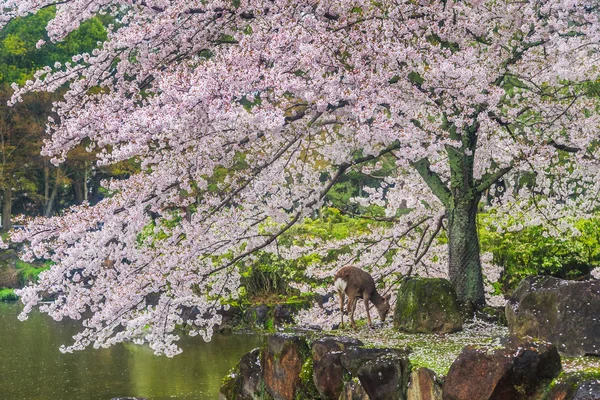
[334,266,376,298]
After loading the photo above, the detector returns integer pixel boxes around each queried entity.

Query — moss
[0,288,17,301]
[297,356,319,399]
[264,316,275,332]
[299,356,313,386]
[394,277,462,334]
[219,365,241,399]
[541,368,600,400]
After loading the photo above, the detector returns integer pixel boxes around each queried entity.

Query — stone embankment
[220,275,600,400]
[219,332,600,400]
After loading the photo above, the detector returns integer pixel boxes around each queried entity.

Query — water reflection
[0,303,263,400]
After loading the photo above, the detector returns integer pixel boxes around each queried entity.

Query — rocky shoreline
[219,276,600,400]
[220,333,599,400]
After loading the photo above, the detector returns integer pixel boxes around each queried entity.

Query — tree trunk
[413,121,489,306]
[447,195,485,305]
[72,179,84,204]
[44,168,61,217]
[2,187,12,231]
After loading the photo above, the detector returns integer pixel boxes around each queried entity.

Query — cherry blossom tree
[1,0,600,355]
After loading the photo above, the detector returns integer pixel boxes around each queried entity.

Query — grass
[15,259,50,284]
[0,288,18,301]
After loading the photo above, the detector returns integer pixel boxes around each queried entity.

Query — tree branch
[411,158,452,208]
[475,165,513,193]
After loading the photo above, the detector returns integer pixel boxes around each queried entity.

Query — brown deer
[334,266,391,330]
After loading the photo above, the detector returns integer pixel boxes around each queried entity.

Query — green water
[0,303,263,400]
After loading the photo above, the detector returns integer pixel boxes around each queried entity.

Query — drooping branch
[203,141,403,277]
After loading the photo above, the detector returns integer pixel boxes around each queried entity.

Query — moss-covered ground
[317,319,506,375]
[299,319,599,379]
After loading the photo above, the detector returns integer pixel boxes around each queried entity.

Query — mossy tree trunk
[448,194,484,305]
[412,120,511,306]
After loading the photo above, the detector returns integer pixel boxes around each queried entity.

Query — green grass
[0,288,18,301]
[15,259,51,284]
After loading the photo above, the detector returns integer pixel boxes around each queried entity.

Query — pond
[0,302,264,400]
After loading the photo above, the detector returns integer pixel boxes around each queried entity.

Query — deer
[333,266,391,330]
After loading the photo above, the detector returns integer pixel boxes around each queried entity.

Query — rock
[407,368,442,400]
[261,334,315,400]
[339,380,371,400]
[572,380,600,400]
[219,348,269,400]
[311,337,363,400]
[219,305,242,327]
[341,347,409,376]
[443,336,561,400]
[341,347,411,400]
[273,304,292,326]
[312,336,364,359]
[245,305,271,328]
[506,276,600,356]
[546,373,600,400]
[394,277,463,334]
[475,306,507,326]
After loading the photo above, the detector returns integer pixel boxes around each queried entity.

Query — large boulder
[341,347,411,400]
[219,348,270,400]
[506,276,600,356]
[407,368,442,400]
[312,337,363,400]
[261,334,316,400]
[394,278,463,334]
[443,337,561,400]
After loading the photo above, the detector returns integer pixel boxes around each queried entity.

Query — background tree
[2,0,599,355]
[0,7,106,227]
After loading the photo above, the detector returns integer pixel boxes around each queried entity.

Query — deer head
[376,294,392,321]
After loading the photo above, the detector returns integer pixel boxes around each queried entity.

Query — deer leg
[349,296,358,330]
[364,296,373,328]
[338,290,345,329]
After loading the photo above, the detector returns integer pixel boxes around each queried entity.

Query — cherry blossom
[2,0,599,356]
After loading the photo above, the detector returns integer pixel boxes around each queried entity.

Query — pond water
[0,302,264,400]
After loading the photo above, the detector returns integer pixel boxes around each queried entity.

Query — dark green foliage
[0,7,106,85]
[240,253,291,300]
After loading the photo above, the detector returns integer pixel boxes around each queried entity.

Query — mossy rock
[393,277,462,334]
[261,334,317,400]
[543,370,600,400]
[219,347,273,400]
